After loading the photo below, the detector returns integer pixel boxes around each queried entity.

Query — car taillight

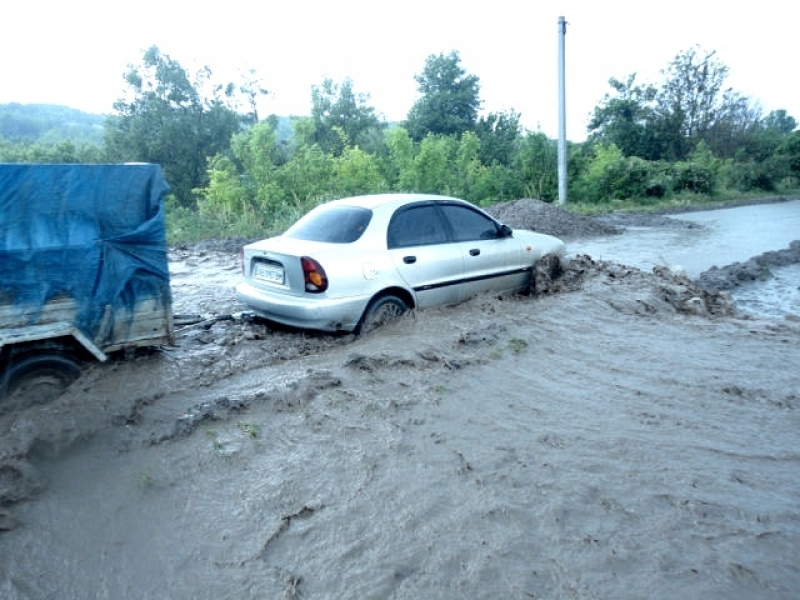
[301,256,328,293]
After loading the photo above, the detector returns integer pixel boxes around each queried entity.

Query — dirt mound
[532,254,736,317]
[697,240,800,292]
[594,211,704,230]
[487,198,623,240]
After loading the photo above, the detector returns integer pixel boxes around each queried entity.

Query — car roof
[325,193,463,211]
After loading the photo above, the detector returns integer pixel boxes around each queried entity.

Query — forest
[1,45,798,243]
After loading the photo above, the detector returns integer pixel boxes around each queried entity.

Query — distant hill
[0,103,105,145]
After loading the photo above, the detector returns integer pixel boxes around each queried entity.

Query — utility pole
[557,16,568,205]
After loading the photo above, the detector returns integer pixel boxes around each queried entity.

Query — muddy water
[574,199,800,317]
[2,206,800,599]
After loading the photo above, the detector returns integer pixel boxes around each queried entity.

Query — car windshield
[284,205,372,243]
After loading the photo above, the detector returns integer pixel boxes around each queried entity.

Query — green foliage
[333,146,387,197]
[588,75,659,159]
[141,43,800,242]
[405,51,481,141]
[310,78,384,155]
[4,44,796,247]
[104,45,256,207]
[399,134,457,193]
[588,48,795,165]
[381,126,415,188]
[670,142,719,195]
[513,132,558,201]
[573,143,664,204]
[454,131,490,200]
[198,120,391,237]
[777,131,800,176]
[474,110,522,167]
[670,161,715,195]
[199,154,252,222]
[720,156,784,192]
[0,137,104,163]
[658,47,730,141]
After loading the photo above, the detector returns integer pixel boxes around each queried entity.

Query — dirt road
[1,203,799,599]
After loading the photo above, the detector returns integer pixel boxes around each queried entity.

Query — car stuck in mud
[236,194,568,334]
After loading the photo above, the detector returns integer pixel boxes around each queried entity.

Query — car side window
[387,204,450,248]
[439,204,500,242]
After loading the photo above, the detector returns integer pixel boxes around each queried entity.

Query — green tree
[452,131,491,201]
[588,75,660,159]
[104,46,256,206]
[777,130,800,177]
[196,121,283,236]
[762,109,797,135]
[653,47,759,160]
[513,132,559,201]
[399,134,457,193]
[573,143,657,203]
[736,109,799,163]
[310,77,384,156]
[381,126,416,189]
[474,109,522,167]
[670,141,720,195]
[333,146,387,197]
[405,51,481,141]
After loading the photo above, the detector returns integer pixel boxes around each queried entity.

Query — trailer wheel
[0,354,82,411]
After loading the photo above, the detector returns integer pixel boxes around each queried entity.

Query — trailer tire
[0,353,82,412]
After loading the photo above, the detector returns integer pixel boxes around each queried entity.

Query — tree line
[1,45,798,241]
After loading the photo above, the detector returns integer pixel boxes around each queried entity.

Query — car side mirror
[499,224,513,238]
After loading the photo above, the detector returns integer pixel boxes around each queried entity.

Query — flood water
[573,199,800,317]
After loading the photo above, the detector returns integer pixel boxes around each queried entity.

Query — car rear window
[284,206,372,243]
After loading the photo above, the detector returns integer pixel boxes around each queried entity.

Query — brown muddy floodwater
[1,206,799,599]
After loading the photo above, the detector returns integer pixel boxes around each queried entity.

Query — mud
[1,202,799,599]
[697,240,800,292]
[488,198,625,239]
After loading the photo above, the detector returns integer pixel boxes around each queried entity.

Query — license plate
[253,262,284,284]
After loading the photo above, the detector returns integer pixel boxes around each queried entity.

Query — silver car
[236,194,568,334]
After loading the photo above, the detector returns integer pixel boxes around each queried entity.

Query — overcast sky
[1,0,797,141]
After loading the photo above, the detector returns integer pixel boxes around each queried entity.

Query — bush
[572,144,659,203]
[720,157,785,192]
[670,161,716,195]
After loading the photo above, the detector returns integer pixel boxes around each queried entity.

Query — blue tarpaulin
[0,163,171,337]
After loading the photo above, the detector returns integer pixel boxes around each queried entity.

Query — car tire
[0,353,82,412]
[357,294,408,335]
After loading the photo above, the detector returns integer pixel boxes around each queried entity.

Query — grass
[205,428,225,454]
[237,421,260,438]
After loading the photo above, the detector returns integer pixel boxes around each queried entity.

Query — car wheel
[0,354,82,412]
[357,294,408,335]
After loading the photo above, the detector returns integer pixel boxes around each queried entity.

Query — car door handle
[403,255,417,264]
[469,248,480,256]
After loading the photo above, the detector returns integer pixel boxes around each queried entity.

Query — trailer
[0,163,174,408]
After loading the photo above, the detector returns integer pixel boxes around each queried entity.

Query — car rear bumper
[235,281,368,332]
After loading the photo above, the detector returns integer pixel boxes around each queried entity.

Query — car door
[438,202,530,298]
[386,202,466,309]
